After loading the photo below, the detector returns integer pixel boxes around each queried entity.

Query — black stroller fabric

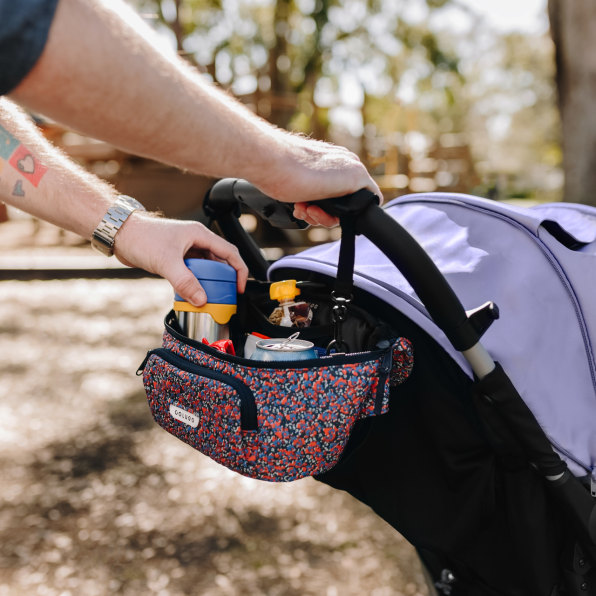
[203,180,596,596]
[311,288,595,596]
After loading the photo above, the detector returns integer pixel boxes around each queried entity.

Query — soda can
[250,336,317,362]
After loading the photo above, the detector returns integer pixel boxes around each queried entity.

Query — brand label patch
[169,404,199,428]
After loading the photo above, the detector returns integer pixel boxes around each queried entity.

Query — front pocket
[144,348,258,431]
[140,345,387,481]
[140,328,412,482]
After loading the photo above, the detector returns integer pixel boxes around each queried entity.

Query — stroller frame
[203,178,596,596]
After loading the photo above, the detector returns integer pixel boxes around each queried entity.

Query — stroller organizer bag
[138,178,596,595]
[140,315,412,482]
[139,217,414,482]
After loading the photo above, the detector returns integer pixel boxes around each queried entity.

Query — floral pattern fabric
[142,332,413,482]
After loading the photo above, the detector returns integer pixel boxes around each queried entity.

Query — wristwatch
[91,194,146,256]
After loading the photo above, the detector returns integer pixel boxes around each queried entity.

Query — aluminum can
[250,337,318,362]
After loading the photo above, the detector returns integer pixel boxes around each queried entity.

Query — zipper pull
[380,346,393,374]
[373,348,393,415]
[136,351,152,376]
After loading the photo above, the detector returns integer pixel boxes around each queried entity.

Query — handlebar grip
[314,188,381,217]
[205,178,479,350]
[208,178,308,229]
[207,179,380,227]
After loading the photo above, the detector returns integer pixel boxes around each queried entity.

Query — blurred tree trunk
[155,0,184,53]
[268,0,294,129]
[548,0,596,205]
[302,0,329,140]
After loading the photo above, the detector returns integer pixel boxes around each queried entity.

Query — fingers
[368,179,383,204]
[293,202,338,228]
[114,215,248,303]
[164,229,248,306]
[199,229,249,293]
[167,261,207,306]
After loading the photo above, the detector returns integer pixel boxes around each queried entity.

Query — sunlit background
[2,1,586,595]
[126,0,556,204]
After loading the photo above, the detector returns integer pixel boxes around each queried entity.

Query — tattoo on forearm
[11,146,47,186]
[12,180,25,197]
[0,124,48,195]
[0,125,19,159]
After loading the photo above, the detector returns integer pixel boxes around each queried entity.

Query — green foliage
[127,0,561,198]
[128,0,461,131]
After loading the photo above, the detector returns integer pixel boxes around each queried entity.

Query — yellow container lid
[270,280,301,302]
[173,301,237,325]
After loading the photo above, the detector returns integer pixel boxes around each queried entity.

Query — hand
[253,134,382,227]
[114,212,248,307]
[292,202,338,228]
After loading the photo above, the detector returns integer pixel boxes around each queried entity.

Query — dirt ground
[0,277,429,596]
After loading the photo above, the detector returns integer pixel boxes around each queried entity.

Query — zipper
[374,348,393,415]
[137,352,151,374]
[163,318,390,368]
[140,348,258,432]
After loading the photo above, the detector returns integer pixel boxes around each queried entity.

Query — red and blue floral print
[142,331,413,482]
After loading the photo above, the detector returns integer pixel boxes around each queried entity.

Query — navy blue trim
[374,348,393,416]
[164,314,391,369]
[147,348,258,432]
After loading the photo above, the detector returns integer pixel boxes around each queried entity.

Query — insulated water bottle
[173,259,237,342]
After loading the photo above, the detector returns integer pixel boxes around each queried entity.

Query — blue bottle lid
[174,259,237,305]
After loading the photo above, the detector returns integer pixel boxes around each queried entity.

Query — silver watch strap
[91,195,146,256]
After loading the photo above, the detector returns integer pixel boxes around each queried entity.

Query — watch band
[91,195,146,256]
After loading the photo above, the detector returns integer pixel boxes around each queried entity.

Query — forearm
[11,0,379,211]
[10,0,282,191]
[0,97,115,238]
[0,97,248,304]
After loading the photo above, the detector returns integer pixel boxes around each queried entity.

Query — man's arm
[10,0,380,226]
[0,97,247,306]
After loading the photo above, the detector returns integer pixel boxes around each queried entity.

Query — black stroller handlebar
[352,199,480,352]
[205,178,596,550]
[206,178,484,352]
[207,178,309,230]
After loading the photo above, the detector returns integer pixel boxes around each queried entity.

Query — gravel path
[0,278,428,596]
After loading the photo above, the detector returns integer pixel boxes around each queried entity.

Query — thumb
[168,263,207,307]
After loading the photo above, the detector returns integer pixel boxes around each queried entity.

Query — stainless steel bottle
[173,259,237,342]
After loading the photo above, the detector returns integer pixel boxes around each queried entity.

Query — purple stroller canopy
[269,193,596,477]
